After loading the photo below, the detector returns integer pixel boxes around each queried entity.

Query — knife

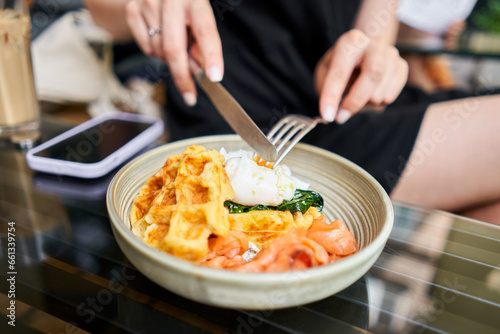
[189,59,278,162]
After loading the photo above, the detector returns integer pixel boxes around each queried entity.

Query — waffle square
[130,145,234,262]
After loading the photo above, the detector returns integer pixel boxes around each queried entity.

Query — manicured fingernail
[183,92,197,106]
[322,105,336,122]
[336,109,351,124]
[207,66,223,82]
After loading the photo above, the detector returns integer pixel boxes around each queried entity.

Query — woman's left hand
[314,29,408,123]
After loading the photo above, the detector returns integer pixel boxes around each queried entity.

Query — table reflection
[366,203,500,333]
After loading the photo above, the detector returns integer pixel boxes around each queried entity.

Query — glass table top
[1,118,499,333]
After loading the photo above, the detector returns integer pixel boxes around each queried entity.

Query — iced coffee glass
[0,0,40,146]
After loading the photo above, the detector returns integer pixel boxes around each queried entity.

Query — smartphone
[26,111,164,178]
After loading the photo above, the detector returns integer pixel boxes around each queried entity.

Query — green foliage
[224,189,324,214]
[472,0,500,33]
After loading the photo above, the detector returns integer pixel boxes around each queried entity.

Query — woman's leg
[459,201,500,224]
[390,94,500,224]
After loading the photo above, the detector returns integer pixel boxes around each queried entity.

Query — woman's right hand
[125,0,223,106]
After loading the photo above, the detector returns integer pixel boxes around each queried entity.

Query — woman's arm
[353,0,399,45]
[84,0,133,42]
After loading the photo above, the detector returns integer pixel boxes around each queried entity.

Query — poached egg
[220,149,309,206]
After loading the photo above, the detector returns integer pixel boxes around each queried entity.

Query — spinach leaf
[224,189,323,214]
[276,189,324,213]
[223,202,269,214]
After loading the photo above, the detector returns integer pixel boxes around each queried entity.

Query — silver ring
[148,26,162,37]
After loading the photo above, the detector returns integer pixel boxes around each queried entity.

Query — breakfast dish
[130,144,358,272]
[108,135,393,309]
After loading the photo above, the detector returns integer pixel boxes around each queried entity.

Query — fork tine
[262,124,303,167]
[269,123,315,167]
[258,115,326,168]
[265,120,317,169]
[274,123,304,152]
[269,120,301,145]
[255,118,294,165]
[266,117,291,140]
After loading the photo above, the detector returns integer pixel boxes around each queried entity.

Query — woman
[86,0,500,224]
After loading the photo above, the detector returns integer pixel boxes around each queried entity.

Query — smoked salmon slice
[201,216,358,272]
[307,216,358,257]
[200,231,249,268]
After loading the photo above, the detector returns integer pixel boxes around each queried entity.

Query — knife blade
[190,60,278,162]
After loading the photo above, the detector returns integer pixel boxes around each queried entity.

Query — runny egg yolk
[253,156,274,169]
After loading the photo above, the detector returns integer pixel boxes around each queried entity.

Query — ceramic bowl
[107,135,394,310]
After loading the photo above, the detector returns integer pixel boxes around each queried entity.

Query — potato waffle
[229,207,321,249]
[130,145,234,262]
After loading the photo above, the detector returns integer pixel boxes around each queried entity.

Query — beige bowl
[107,135,393,310]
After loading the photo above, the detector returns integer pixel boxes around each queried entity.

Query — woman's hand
[314,29,408,123]
[124,0,223,106]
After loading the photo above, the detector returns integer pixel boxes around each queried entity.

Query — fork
[256,115,329,168]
